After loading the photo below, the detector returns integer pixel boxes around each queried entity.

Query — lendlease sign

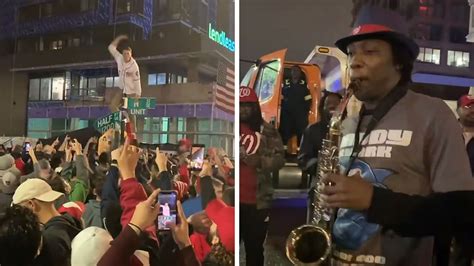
[208,23,235,52]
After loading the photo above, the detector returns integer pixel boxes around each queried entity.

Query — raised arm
[58,135,70,152]
[28,144,38,164]
[108,35,128,59]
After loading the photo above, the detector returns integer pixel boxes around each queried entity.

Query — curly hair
[318,91,343,120]
[240,102,263,132]
[0,205,42,266]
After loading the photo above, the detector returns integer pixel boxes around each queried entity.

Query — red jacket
[178,164,190,185]
[189,233,212,262]
[15,158,26,175]
[120,178,157,240]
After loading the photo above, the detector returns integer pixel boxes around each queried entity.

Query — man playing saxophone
[322,5,474,265]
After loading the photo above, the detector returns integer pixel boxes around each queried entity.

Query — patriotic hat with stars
[335,5,419,60]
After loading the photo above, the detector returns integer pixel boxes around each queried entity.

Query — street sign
[123,97,157,116]
[124,97,157,110]
[94,112,121,133]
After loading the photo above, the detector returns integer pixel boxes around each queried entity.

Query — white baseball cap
[12,178,64,204]
[71,226,150,266]
[71,227,113,266]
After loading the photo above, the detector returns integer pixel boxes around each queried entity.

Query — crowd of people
[0,130,235,266]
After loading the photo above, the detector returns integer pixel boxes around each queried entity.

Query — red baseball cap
[58,201,86,221]
[178,138,192,148]
[205,199,234,252]
[458,95,474,108]
[239,86,258,103]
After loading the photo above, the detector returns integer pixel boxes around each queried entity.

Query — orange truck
[241,45,350,188]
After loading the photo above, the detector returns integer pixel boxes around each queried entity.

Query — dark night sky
[240,0,353,80]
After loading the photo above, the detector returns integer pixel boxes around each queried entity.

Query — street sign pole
[121,97,157,145]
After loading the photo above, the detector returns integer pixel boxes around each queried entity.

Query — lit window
[52,77,64,100]
[171,74,177,84]
[114,76,120,87]
[157,73,167,85]
[183,76,188,83]
[29,79,40,101]
[448,50,470,67]
[80,76,87,89]
[40,78,52,100]
[417,47,441,64]
[88,78,97,89]
[177,117,185,132]
[28,118,50,131]
[161,117,169,143]
[106,77,114,88]
[148,74,157,85]
[50,40,64,50]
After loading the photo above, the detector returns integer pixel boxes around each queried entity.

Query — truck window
[241,65,257,87]
[254,60,280,103]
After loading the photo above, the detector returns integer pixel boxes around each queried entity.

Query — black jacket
[0,192,12,216]
[35,213,83,266]
[297,117,329,174]
[281,83,311,116]
[367,188,474,265]
[367,187,474,236]
[467,138,474,175]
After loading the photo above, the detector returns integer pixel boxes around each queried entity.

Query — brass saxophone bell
[285,88,353,265]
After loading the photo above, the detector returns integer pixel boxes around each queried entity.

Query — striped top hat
[335,5,419,60]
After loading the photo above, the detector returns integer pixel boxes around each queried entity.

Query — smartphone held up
[157,190,179,231]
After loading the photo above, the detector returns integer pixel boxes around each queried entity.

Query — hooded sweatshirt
[83,200,103,228]
[35,213,83,266]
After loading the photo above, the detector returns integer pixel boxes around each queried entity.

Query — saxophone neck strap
[344,85,408,175]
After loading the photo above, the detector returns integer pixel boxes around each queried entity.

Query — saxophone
[285,84,355,265]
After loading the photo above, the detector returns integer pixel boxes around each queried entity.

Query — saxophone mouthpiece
[348,79,361,94]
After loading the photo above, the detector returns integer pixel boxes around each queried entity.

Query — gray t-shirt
[331,90,474,265]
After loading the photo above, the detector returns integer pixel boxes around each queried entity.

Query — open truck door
[241,46,355,189]
[241,49,287,126]
[242,49,322,155]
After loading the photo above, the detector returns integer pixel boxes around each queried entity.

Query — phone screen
[190,146,205,170]
[24,143,31,152]
[157,191,178,231]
